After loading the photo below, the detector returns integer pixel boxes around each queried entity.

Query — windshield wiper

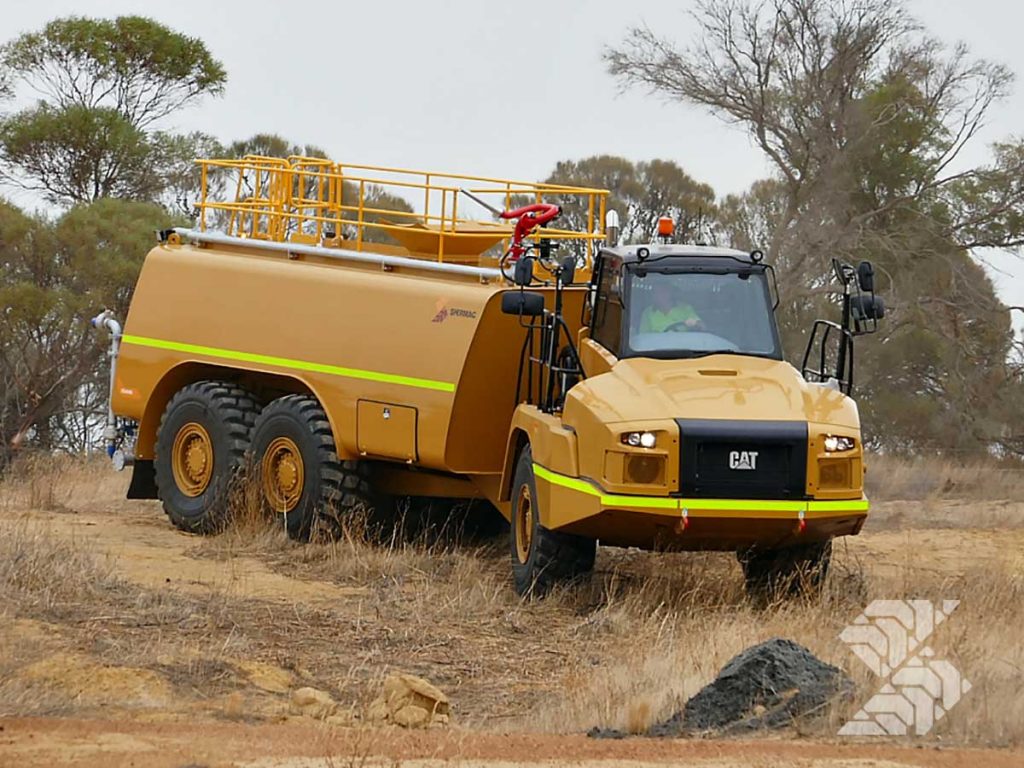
[681,349,767,359]
[630,349,781,361]
[683,349,740,358]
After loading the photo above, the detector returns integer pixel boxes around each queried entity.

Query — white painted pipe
[90,310,122,455]
[172,228,504,280]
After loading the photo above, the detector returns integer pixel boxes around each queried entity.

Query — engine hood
[564,354,860,430]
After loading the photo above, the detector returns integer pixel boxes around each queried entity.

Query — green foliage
[0,104,157,204]
[226,134,326,160]
[54,198,180,313]
[943,141,1024,250]
[541,155,716,244]
[151,130,225,214]
[0,16,225,207]
[0,16,225,127]
[607,0,1024,457]
[716,179,787,252]
[1,198,180,462]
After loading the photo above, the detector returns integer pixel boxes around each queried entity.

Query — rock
[650,638,853,736]
[367,673,450,728]
[290,686,338,720]
[392,703,432,728]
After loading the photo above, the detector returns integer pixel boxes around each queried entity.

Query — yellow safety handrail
[195,156,609,267]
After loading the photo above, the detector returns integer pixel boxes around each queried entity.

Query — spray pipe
[90,310,123,459]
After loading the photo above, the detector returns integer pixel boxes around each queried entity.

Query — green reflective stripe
[122,334,455,393]
[532,462,870,516]
[534,463,679,509]
[808,499,869,513]
[679,498,806,512]
[532,463,598,496]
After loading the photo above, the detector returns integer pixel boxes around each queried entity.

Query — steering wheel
[664,319,704,332]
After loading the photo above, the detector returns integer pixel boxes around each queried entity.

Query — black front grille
[676,419,808,499]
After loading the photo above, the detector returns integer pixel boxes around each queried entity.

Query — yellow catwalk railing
[194,155,609,265]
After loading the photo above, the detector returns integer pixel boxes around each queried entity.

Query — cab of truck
[586,245,781,365]
[501,235,884,597]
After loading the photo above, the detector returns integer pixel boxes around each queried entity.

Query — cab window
[591,258,623,355]
[626,268,782,360]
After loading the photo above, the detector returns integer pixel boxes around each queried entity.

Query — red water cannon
[499,203,561,261]
[458,188,561,262]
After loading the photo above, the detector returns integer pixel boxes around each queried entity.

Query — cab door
[585,253,622,374]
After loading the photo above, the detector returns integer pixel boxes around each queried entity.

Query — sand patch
[20,651,173,708]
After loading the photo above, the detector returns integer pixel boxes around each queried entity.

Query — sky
[3,0,1023,331]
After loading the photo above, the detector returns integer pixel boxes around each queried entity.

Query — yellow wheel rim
[514,483,534,564]
[171,422,214,497]
[261,436,304,513]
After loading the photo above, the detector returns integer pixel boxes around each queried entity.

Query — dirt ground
[4,716,1024,768]
[1,461,1022,767]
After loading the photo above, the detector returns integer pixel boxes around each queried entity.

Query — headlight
[823,435,856,452]
[625,454,664,484]
[622,431,657,448]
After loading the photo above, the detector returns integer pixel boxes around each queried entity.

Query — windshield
[625,268,782,359]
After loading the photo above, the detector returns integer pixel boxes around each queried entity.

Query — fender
[498,404,579,502]
[130,361,343,460]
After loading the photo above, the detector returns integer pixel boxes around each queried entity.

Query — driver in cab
[638,280,703,333]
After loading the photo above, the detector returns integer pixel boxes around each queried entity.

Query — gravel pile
[590,637,852,738]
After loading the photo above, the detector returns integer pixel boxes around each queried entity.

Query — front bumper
[533,463,868,551]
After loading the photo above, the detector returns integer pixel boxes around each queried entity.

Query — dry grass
[0,516,250,716]
[0,517,120,611]
[532,554,1024,746]
[0,452,1022,748]
[0,452,128,513]
[200,493,1024,746]
[867,454,1024,501]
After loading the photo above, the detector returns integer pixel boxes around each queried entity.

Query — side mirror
[850,294,885,322]
[513,256,534,287]
[560,255,576,286]
[501,291,545,317]
[857,261,875,293]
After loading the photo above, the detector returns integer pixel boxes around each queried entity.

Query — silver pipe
[458,187,504,217]
[90,310,122,457]
[172,228,504,280]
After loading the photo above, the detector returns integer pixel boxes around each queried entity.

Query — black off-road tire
[154,380,258,534]
[509,446,596,597]
[737,540,833,601]
[250,394,396,541]
[337,459,399,541]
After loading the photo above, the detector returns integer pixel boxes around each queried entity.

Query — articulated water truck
[95,154,883,596]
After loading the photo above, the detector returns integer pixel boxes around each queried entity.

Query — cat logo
[728,450,759,471]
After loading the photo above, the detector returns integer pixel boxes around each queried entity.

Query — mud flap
[127,460,158,499]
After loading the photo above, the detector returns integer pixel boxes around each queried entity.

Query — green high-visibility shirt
[639,304,699,333]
